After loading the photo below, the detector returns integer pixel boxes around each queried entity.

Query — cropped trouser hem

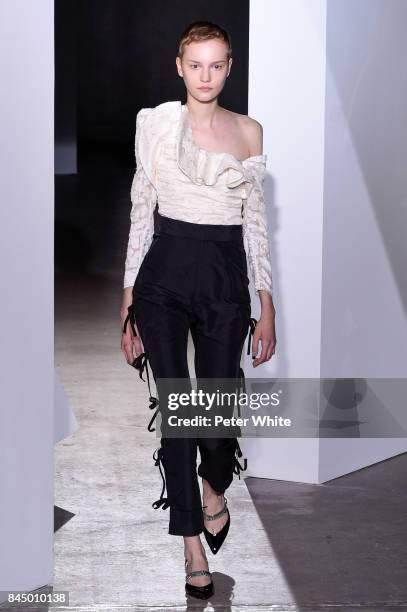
[168,507,205,536]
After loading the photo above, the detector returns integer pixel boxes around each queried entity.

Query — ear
[227,57,233,77]
[175,56,183,78]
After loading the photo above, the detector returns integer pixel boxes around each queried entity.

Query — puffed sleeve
[242,157,273,298]
[123,108,157,289]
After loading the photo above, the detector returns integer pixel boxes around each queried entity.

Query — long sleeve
[241,158,273,298]
[123,109,157,289]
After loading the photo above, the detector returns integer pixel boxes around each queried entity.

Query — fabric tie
[122,303,138,337]
[233,438,248,478]
[247,316,258,356]
[123,303,168,509]
[131,352,160,432]
[235,326,253,480]
[151,446,170,510]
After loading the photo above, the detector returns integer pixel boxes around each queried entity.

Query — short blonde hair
[177,21,232,60]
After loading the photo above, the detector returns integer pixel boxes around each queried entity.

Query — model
[120,20,276,600]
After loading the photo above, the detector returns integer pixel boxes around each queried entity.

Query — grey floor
[53,273,407,612]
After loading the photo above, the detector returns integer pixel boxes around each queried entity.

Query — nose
[200,68,211,83]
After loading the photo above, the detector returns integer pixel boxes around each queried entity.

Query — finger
[123,342,134,364]
[120,337,130,359]
[132,336,141,358]
[253,339,269,366]
[259,338,274,364]
[269,338,277,358]
[266,341,276,360]
[255,350,268,365]
[251,334,260,359]
[134,336,144,357]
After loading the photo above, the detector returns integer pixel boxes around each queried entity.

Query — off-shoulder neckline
[181,104,266,166]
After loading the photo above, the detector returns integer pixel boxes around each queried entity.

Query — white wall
[244,0,327,483]
[0,0,54,598]
[322,0,407,378]
[244,0,407,484]
[247,0,327,379]
[319,0,407,480]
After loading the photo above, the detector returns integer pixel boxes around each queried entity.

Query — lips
[198,87,212,90]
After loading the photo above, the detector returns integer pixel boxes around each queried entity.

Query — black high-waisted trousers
[124,208,257,536]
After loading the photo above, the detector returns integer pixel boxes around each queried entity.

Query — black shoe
[184,558,214,600]
[202,495,230,555]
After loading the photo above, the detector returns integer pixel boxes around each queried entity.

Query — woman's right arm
[121,109,157,363]
[122,163,157,292]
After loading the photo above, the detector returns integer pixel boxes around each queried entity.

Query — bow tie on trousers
[123,208,256,536]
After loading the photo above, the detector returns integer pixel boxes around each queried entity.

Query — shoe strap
[202,497,228,521]
[186,569,212,579]
[185,559,212,580]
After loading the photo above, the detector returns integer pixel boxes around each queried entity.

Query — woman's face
[176,39,232,103]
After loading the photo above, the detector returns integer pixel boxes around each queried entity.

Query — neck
[184,95,219,129]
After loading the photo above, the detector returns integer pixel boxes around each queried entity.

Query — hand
[120,305,145,365]
[251,309,276,367]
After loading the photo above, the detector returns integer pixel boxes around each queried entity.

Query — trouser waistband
[154,210,243,242]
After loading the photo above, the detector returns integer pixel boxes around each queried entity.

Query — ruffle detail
[177,103,249,190]
[136,99,268,199]
[137,101,180,189]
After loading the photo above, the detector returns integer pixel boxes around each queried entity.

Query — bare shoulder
[240,113,263,156]
[221,108,263,156]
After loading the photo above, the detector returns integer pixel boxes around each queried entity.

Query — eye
[213,64,225,70]
[189,64,198,69]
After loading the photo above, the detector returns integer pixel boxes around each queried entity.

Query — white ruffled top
[123,100,273,297]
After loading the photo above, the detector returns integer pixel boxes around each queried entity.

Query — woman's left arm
[241,120,276,365]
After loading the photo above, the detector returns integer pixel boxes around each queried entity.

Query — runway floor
[54,272,407,611]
